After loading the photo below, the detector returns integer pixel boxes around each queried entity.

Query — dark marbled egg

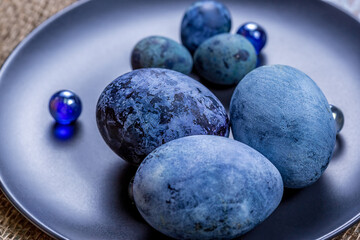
[194,33,257,85]
[181,0,231,54]
[230,65,337,188]
[131,36,193,75]
[133,135,283,240]
[96,68,229,165]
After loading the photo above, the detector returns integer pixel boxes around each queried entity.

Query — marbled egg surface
[230,65,337,188]
[96,68,229,165]
[131,36,193,75]
[194,33,257,85]
[181,0,231,54]
[133,135,283,240]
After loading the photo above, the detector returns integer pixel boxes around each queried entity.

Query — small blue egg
[237,22,267,54]
[194,33,257,85]
[131,36,193,75]
[330,104,344,133]
[181,0,232,54]
[49,90,82,124]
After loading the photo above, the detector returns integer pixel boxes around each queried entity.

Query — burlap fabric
[0,0,359,239]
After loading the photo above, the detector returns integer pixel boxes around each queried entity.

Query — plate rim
[0,1,91,239]
[0,0,359,239]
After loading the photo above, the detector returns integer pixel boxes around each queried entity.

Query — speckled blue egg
[181,0,231,54]
[96,68,229,165]
[230,65,337,188]
[133,135,283,240]
[194,33,257,85]
[131,36,193,75]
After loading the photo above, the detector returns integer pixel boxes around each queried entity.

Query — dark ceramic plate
[0,0,359,239]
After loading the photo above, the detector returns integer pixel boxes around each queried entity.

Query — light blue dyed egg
[194,33,257,85]
[230,65,337,188]
[133,135,283,240]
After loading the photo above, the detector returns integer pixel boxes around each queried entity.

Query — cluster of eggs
[95,1,339,239]
[49,1,342,239]
[131,1,266,86]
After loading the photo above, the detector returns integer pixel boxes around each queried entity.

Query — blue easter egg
[194,33,257,85]
[237,22,267,54]
[133,135,283,240]
[49,90,82,124]
[96,68,229,165]
[230,65,337,188]
[181,0,231,54]
[131,36,193,75]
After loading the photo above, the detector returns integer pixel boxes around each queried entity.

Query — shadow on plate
[189,71,236,112]
[103,161,170,239]
[50,122,82,142]
[189,53,268,112]
[331,134,345,161]
[281,187,302,202]
[257,53,267,67]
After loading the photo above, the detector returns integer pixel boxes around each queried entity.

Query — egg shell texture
[96,68,229,165]
[181,0,231,54]
[194,33,257,85]
[133,135,283,240]
[230,65,337,188]
[131,36,193,75]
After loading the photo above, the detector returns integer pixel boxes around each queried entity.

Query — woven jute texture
[0,0,359,239]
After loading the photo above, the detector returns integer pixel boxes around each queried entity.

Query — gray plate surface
[0,0,359,239]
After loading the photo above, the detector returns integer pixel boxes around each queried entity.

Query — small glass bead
[237,22,267,55]
[330,104,344,134]
[49,90,82,124]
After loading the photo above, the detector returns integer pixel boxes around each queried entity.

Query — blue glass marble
[330,104,344,133]
[237,22,267,54]
[49,90,82,124]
